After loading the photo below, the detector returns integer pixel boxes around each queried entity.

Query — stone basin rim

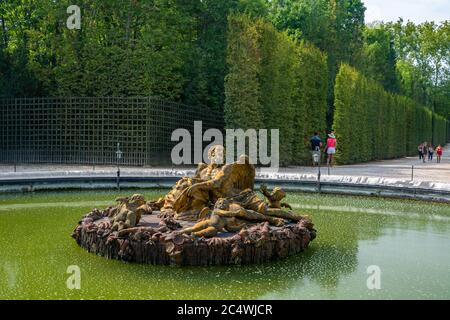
[72,211,316,266]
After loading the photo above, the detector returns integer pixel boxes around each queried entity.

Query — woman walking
[436,145,443,163]
[326,132,337,166]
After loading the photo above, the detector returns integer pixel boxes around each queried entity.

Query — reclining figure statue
[179,187,301,238]
[140,144,307,238]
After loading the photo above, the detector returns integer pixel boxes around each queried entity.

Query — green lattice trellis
[0,97,224,165]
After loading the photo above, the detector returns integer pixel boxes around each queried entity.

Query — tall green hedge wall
[225,14,328,165]
[333,64,449,164]
[225,15,449,166]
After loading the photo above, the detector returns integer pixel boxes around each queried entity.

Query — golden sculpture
[158,145,227,220]
[260,184,293,210]
[107,145,308,238]
[180,196,281,237]
[158,145,255,221]
[109,194,152,231]
[72,145,317,265]
[171,154,255,220]
[179,186,302,237]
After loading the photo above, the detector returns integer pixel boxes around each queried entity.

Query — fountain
[71,146,316,265]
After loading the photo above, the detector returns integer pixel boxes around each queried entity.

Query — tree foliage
[362,23,400,93]
[269,0,366,127]
[388,20,450,120]
[1,1,448,166]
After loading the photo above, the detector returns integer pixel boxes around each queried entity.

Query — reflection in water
[0,190,449,299]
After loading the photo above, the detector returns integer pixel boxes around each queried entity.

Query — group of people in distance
[418,143,443,163]
[310,132,445,167]
[310,131,337,166]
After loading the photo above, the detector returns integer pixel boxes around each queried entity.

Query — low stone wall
[3,176,450,203]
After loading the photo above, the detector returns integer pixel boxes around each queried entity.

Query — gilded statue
[171,154,255,220]
[109,194,152,231]
[108,145,307,238]
[179,186,301,237]
[158,145,226,219]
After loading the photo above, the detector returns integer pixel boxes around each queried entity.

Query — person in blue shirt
[310,132,322,166]
[310,132,322,151]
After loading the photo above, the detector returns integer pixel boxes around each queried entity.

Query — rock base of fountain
[72,210,316,266]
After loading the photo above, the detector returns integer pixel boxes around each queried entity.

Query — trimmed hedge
[225,16,448,166]
[333,64,449,164]
[225,14,328,165]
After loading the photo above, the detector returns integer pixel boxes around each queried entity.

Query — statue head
[208,145,224,165]
[128,194,146,208]
[214,198,231,210]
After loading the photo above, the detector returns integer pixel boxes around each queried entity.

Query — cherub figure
[260,184,293,210]
[110,194,152,231]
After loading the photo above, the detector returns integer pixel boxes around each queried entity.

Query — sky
[364,0,450,24]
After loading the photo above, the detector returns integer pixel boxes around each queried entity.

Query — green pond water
[0,189,449,300]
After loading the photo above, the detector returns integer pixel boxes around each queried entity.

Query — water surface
[0,190,449,299]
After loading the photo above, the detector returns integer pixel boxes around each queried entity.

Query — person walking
[326,132,337,166]
[310,131,322,166]
[420,143,427,162]
[428,144,434,161]
[418,143,424,162]
[422,142,428,162]
[436,144,443,163]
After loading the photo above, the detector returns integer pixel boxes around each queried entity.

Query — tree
[293,41,328,164]
[362,23,400,93]
[268,0,366,129]
[389,20,450,120]
[182,0,269,112]
[224,14,328,164]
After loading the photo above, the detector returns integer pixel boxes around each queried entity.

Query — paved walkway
[282,144,450,183]
[1,144,449,184]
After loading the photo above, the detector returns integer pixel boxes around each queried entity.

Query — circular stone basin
[72,212,316,266]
